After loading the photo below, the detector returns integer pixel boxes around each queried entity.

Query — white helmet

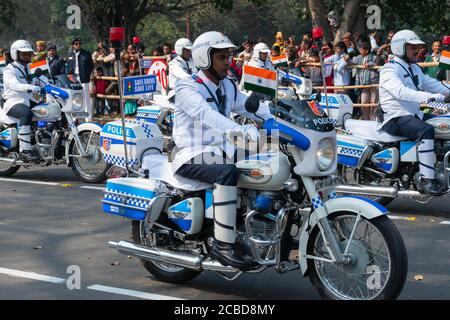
[192,31,237,70]
[390,30,425,57]
[252,42,271,59]
[175,38,193,56]
[11,40,34,61]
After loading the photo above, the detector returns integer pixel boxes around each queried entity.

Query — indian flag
[439,50,450,70]
[243,65,277,98]
[0,56,5,67]
[29,60,50,77]
[271,54,288,67]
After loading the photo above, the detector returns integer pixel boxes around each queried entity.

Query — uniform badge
[102,138,111,151]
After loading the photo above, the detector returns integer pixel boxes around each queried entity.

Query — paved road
[0,166,449,300]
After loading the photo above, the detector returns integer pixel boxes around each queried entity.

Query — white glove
[429,94,446,103]
[227,124,260,143]
[30,85,42,93]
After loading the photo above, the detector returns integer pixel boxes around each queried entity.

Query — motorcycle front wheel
[307,212,408,300]
[131,221,202,284]
[69,130,110,183]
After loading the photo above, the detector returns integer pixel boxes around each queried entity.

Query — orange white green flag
[29,59,50,77]
[243,65,277,98]
[439,50,450,70]
[271,54,288,68]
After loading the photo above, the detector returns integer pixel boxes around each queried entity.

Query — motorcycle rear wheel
[131,220,202,284]
[307,212,408,300]
[0,165,20,177]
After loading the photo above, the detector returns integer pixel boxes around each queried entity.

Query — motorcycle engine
[414,161,448,188]
[435,140,450,160]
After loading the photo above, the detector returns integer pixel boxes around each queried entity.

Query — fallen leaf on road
[406,217,417,221]
[414,275,424,281]
[33,246,43,250]
[128,256,133,259]
[60,184,74,188]
[111,261,120,266]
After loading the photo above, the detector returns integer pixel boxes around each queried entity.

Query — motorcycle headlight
[317,138,335,171]
[72,93,84,112]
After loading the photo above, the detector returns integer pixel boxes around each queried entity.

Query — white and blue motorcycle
[100,95,407,300]
[0,73,109,182]
[335,99,450,205]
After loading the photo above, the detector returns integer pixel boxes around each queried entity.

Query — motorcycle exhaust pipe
[335,184,429,199]
[109,240,203,270]
[0,157,25,166]
[109,241,240,273]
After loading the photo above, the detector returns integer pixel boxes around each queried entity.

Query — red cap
[312,27,324,40]
[133,36,140,44]
[443,36,450,45]
[110,27,125,42]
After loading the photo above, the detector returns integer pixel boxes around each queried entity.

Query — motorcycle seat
[345,119,405,143]
[141,153,212,191]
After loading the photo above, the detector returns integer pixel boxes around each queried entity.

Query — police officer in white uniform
[379,30,449,195]
[168,38,194,90]
[248,42,275,71]
[1,40,45,162]
[173,31,273,269]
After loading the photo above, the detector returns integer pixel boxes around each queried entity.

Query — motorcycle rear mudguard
[298,195,388,276]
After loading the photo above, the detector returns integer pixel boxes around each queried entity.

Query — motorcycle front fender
[298,195,389,276]
[65,122,104,163]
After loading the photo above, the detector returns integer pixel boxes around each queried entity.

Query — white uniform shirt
[0,62,42,124]
[172,70,273,173]
[379,56,449,126]
[168,55,194,90]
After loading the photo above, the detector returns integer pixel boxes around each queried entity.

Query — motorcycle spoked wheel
[69,130,110,183]
[131,220,202,284]
[337,165,394,207]
[306,212,408,300]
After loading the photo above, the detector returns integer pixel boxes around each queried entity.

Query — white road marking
[0,177,60,186]
[440,221,450,225]
[0,267,66,284]
[87,284,185,300]
[80,186,104,191]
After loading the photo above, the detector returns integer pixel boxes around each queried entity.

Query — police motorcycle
[100,92,408,300]
[0,69,110,182]
[335,97,450,205]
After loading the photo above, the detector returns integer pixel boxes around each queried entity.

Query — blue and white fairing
[265,99,337,176]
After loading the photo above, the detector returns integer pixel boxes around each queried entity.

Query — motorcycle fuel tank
[236,152,291,191]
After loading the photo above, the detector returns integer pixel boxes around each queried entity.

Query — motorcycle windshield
[54,74,83,90]
[271,99,335,132]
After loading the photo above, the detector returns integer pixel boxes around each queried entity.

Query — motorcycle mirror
[245,93,260,114]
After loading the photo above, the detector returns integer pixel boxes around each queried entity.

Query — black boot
[19,149,40,163]
[419,178,445,196]
[210,240,251,270]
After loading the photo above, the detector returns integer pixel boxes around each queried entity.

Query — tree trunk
[307,0,334,42]
[334,0,361,43]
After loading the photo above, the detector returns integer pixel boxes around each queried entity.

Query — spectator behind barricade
[325,41,350,94]
[376,41,393,66]
[163,42,176,62]
[302,32,312,42]
[92,41,108,73]
[122,64,138,118]
[321,41,334,92]
[47,44,66,77]
[285,45,298,69]
[343,32,358,59]
[297,40,312,62]
[122,44,140,76]
[351,42,379,120]
[273,32,285,54]
[103,47,119,116]
[67,37,94,120]
[304,48,323,86]
[424,40,442,79]
[417,44,428,63]
[237,40,254,67]
[32,41,47,63]
[271,45,281,59]
[93,67,109,116]
[369,31,383,54]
